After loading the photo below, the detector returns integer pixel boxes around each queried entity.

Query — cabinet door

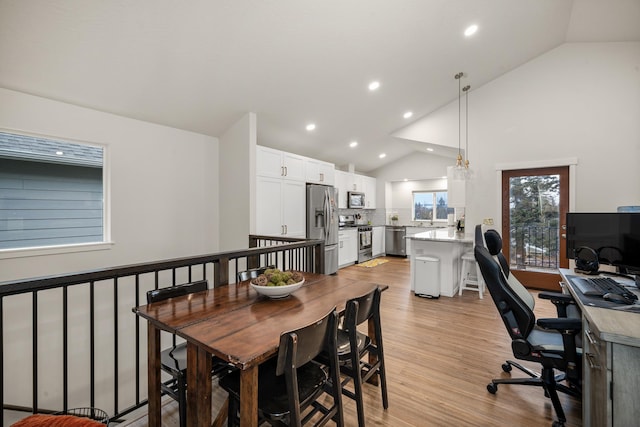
[257,146,285,178]
[372,226,384,256]
[334,171,349,209]
[345,230,358,263]
[282,152,305,181]
[256,176,284,236]
[318,161,335,185]
[352,174,363,192]
[363,176,377,208]
[338,234,349,266]
[282,180,306,237]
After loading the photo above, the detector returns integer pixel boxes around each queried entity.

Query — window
[0,131,105,251]
[412,190,453,222]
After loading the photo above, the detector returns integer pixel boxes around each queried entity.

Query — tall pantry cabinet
[256,146,306,238]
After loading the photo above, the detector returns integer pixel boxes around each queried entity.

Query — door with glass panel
[501,166,569,291]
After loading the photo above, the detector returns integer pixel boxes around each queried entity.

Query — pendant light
[462,83,472,179]
[452,72,466,181]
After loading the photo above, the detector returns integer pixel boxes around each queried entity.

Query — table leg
[187,342,212,427]
[239,365,259,427]
[147,323,161,427]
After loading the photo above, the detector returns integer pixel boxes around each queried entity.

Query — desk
[134,273,385,427]
[559,269,640,427]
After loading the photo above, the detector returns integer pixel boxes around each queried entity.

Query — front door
[501,166,569,291]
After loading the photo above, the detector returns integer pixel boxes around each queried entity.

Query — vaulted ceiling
[1,0,639,172]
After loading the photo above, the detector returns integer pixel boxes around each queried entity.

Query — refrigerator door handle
[324,190,330,241]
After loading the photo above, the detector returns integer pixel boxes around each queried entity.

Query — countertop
[407,228,473,243]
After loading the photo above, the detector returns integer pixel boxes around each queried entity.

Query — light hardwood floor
[121,256,581,427]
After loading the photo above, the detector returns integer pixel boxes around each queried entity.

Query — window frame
[411,189,451,223]
[0,128,111,259]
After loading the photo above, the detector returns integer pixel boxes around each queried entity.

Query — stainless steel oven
[357,226,372,263]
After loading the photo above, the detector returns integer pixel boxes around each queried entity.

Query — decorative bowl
[250,278,304,299]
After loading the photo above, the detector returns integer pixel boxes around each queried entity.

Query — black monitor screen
[566,212,640,274]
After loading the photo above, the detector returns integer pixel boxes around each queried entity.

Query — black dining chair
[220,307,344,427]
[237,265,276,282]
[146,279,232,427]
[334,287,387,427]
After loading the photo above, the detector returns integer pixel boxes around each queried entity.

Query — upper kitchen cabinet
[362,175,376,209]
[305,158,335,185]
[257,145,305,181]
[335,170,376,209]
[334,170,349,208]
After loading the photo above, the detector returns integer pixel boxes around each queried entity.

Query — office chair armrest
[538,291,576,318]
[536,317,581,332]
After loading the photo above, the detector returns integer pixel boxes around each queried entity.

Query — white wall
[377,42,640,231]
[0,88,220,282]
[219,112,256,250]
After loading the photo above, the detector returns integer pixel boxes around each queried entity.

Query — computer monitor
[566,212,640,275]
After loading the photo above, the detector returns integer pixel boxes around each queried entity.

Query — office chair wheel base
[487,383,498,394]
[502,363,512,373]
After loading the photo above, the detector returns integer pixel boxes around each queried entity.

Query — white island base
[408,228,473,297]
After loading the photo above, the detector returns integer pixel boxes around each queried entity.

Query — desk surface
[560,268,640,347]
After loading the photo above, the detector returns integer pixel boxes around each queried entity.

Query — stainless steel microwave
[347,191,365,209]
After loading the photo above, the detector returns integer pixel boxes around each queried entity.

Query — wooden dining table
[133,272,387,427]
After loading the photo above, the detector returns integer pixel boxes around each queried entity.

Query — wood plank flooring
[121,256,582,427]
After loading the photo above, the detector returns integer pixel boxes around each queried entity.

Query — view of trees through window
[509,174,560,269]
[413,191,452,222]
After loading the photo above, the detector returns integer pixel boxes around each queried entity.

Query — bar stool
[459,251,484,298]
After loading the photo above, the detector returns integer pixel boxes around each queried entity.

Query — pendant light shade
[452,72,472,181]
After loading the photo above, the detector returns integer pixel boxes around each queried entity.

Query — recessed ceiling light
[306,123,316,131]
[426,148,434,152]
[464,24,478,37]
[379,153,386,159]
[441,176,447,179]
[349,141,358,148]
[55,151,64,156]
[403,178,408,182]
[403,111,413,119]
[368,81,380,91]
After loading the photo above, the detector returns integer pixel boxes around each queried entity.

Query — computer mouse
[603,293,634,305]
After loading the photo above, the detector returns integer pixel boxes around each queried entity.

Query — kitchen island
[407,228,473,297]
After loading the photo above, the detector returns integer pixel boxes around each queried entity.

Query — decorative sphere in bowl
[251,278,304,299]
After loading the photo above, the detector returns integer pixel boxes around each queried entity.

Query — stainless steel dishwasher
[385,225,406,256]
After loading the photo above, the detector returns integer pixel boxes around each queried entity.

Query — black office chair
[220,307,344,427]
[146,280,231,427]
[334,287,387,427]
[474,234,582,427]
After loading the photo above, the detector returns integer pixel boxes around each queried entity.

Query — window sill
[0,242,114,260]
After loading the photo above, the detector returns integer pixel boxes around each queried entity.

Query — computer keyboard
[575,276,638,300]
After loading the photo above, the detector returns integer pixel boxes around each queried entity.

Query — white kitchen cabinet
[338,228,358,267]
[334,170,350,209]
[256,176,305,238]
[305,158,335,185]
[372,226,385,257]
[257,145,305,181]
[334,171,376,209]
[362,175,377,208]
[404,227,424,257]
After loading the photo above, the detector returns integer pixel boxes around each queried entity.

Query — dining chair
[146,279,232,427]
[334,287,387,427]
[237,265,276,282]
[220,307,344,427]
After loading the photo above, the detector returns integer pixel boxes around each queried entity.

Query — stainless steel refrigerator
[306,184,339,275]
